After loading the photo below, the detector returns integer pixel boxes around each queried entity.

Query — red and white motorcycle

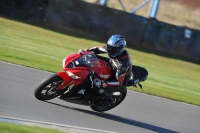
[34,52,148,112]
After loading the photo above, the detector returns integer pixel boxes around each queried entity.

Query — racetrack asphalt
[0,61,200,133]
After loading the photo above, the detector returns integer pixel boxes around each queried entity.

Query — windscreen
[74,52,101,67]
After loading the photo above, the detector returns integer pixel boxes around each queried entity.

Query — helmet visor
[106,44,123,54]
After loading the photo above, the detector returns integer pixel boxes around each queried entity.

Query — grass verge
[0,17,200,106]
[0,122,67,133]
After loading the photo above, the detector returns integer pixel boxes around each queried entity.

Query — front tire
[34,74,65,101]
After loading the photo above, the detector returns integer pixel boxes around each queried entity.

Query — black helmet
[106,34,126,58]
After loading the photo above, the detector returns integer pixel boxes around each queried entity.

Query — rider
[78,34,133,92]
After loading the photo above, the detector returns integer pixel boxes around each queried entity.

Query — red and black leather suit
[84,46,132,87]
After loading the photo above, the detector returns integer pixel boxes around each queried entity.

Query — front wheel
[90,87,127,112]
[34,74,66,101]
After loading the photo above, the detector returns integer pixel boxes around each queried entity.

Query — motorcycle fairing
[65,67,90,86]
[98,60,112,80]
[63,53,80,69]
[57,71,71,89]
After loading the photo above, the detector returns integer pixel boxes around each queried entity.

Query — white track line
[0,115,118,133]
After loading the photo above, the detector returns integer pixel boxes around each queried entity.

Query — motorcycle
[34,52,148,112]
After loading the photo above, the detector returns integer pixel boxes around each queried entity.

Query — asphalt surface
[0,61,200,133]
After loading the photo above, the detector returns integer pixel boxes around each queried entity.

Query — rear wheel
[90,87,127,112]
[34,74,66,101]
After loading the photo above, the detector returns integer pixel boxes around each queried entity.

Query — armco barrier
[44,0,147,47]
[44,0,200,62]
[0,0,200,62]
[142,19,200,61]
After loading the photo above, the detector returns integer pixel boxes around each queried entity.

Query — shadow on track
[45,101,179,133]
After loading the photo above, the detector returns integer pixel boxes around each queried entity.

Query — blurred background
[1,2,200,133]
[1,0,200,62]
[86,0,200,30]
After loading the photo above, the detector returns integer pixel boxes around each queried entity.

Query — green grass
[0,17,200,106]
[0,122,67,133]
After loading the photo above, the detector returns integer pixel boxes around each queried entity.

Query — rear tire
[90,87,127,112]
[34,74,64,101]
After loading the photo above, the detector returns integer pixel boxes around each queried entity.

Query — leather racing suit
[84,46,133,88]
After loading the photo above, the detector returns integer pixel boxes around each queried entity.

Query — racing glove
[78,49,86,55]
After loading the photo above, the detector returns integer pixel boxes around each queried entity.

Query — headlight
[66,71,81,79]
